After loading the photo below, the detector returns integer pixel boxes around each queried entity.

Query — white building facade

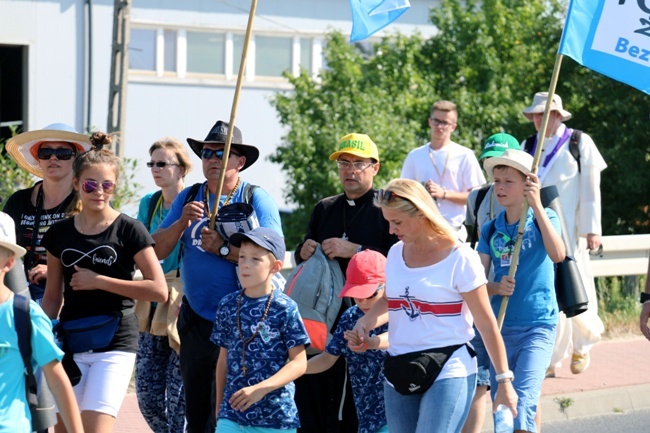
[0,0,437,212]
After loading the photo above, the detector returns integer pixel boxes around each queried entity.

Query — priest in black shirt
[294,133,397,433]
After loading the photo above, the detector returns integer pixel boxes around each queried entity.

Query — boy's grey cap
[483,149,534,180]
[229,227,285,261]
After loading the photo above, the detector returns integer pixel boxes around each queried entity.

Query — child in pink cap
[305,249,389,433]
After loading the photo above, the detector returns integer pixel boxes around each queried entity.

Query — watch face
[220,245,230,256]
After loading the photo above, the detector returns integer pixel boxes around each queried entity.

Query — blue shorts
[470,330,490,388]
[216,418,295,433]
[490,324,556,433]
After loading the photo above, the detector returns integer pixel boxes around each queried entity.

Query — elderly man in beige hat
[294,133,397,433]
[521,92,607,376]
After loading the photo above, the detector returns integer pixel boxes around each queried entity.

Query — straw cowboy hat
[522,92,572,122]
[483,149,534,181]
[186,120,259,171]
[6,123,92,178]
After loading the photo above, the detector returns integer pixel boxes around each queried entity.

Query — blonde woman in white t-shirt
[351,178,517,433]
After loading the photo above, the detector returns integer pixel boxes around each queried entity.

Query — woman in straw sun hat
[3,123,91,304]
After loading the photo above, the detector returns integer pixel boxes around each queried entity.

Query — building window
[187,32,225,74]
[300,38,312,74]
[129,29,156,71]
[164,30,177,72]
[255,36,292,77]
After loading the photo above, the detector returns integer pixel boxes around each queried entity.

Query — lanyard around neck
[428,147,450,183]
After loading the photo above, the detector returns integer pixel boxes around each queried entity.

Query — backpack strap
[569,129,582,173]
[145,190,163,231]
[176,183,203,276]
[243,184,258,204]
[485,219,497,246]
[523,134,536,156]
[470,184,491,249]
[13,295,39,407]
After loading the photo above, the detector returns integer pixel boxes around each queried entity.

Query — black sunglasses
[200,149,241,160]
[146,161,178,168]
[375,189,401,205]
[81,180,116,194]
[37,148,76,161]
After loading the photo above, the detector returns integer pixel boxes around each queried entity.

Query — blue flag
[349,0,410,43]
[558,0,650,95]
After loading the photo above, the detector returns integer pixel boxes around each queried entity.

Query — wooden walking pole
[496,54,565,329]
[209,0,259,230]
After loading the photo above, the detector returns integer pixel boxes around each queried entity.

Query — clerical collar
[344,188,375,207]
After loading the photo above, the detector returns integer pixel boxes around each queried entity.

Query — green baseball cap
[479,133,521,161]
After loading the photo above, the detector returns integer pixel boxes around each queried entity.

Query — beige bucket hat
[522,92,572,122]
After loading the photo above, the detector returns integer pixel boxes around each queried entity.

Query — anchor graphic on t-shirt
[400,286,420,321]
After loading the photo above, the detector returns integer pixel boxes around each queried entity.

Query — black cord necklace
[236,288,274,377]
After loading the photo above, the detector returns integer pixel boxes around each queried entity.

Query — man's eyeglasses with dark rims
[336,160,375,171]
[429,118,455,128]
[81,180,116,194]
[37,148,76,161]
[146,161,178,168]
[200,149,241,160]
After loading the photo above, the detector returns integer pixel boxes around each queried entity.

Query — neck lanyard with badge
[428,147,450,184]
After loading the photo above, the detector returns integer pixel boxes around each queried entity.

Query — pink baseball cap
[339,250,386,299]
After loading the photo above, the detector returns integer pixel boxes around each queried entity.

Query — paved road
[543,408,650,433]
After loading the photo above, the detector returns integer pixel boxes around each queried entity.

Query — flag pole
[497,53,565,329]
[209,0,258,229]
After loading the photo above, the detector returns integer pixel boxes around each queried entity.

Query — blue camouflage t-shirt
[211,290,310,429]
[327,306,388,433]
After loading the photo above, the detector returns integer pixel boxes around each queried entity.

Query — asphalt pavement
[113,336,650,433]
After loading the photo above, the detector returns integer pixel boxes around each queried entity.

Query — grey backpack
[285,245,345,355]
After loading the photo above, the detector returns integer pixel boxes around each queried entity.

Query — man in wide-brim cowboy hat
[152,120,283,433]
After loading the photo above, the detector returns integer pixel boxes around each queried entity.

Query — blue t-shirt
[137,192,181,275]
[211,290,309,429]
[477,208,560,327]
[160,181,283,321]
[327,306,388,433]
[0,298,64,433]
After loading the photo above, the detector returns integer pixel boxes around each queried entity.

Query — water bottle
[494,404,514,433]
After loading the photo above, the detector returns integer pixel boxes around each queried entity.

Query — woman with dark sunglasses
[134,137,192,433]
[3,123,92,304]
[41,132,168,433]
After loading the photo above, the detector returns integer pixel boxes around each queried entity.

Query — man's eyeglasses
[430,118,455,128]
[37,148,76,161]
[147,161,178,168]
[336,160,375,171]
[201,149,241,160]
[81,180,116,194]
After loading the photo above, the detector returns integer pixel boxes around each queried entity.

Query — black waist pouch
[384,343,475,395]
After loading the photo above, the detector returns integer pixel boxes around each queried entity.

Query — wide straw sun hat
[5,123,92,178]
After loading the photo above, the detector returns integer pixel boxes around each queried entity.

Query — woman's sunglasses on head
[375,189,400,205]
[81,180,116,194]
[37,148,76,161]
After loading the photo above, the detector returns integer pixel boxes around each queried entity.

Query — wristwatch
[640,293,650,304]
[219,241,230,258]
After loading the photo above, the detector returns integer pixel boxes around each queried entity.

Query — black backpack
[14,295,57,432]
[523,129,583,173]
[467,184,492,249]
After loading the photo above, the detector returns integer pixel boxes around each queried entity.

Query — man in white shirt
[401,100,485,242]
[521,92,607,376]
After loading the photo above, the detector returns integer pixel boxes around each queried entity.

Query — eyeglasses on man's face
[430,117,455,128]
[81,180,116,194]
[201,148,241,161]
[146,161,178,168]
[336,160,375,171]
[37,148,76,161]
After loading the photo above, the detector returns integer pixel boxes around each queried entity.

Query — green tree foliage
[0,128,38,204]
[271,0,650,247]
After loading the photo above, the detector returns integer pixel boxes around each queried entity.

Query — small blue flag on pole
[349,0,411,43]
[558,0,650,95]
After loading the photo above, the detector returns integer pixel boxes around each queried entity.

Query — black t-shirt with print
[42,214,154,352]
[3,183,75,266]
